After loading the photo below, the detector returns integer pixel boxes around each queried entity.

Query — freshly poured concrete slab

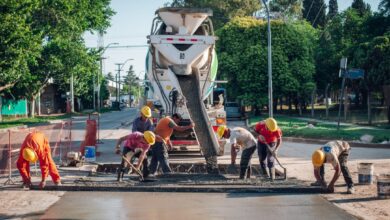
[41,192,355,220]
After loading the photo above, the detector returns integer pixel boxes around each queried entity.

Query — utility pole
[70,72,74,112]
[93,74,96,110]
[262,0,273,118]
[115,63,121,104]
[115,59,133,109]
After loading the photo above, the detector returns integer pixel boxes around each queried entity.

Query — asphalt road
[68,107,138,163]
[41,192,355,220]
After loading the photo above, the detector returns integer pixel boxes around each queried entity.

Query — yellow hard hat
[141,106,152,118]
[217,125,226,139]
[265,118,278,132]
[143,131,156,145]
[312,150,325,167]
[22,148,38,163]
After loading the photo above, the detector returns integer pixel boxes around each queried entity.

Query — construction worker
[149,113,194,175]
[131,105,154,178]
[217,126,257,179]
[16,131,61,189]
[132,106,154,133]
[115,131,156,182]
[312,140,354,194]
[254,117,282,180]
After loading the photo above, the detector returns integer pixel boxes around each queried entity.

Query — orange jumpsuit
[16,132,61,184]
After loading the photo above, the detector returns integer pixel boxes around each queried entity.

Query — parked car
[225,102,242,119]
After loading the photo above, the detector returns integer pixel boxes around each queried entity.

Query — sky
[83,0,381,80]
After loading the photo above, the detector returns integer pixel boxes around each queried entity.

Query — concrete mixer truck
[145,8,226,173]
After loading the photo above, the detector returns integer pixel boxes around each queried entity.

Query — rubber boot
[246,166,252,179]
[259,166,269,178]
[239,168,246,179]
[117,171,124,182]
[269,167,275,181]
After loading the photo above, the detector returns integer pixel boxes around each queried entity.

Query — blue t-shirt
[132,116,154,133]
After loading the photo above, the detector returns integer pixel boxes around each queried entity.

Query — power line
[305,0,315,19]
[312,2,326,27]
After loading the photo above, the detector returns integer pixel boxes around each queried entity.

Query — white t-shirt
[229,127,257,150]
[321,140,351,167]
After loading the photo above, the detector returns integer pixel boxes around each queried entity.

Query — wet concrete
[41,192,355,220]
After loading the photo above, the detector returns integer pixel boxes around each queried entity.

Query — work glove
[327,184,335,193]
[115,146,121,155]
[23,180,32,189]
[39,181,46,189]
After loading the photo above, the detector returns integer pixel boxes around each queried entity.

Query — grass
[0,108,114,129]
[249,115,390,143]
[0,114,74,129]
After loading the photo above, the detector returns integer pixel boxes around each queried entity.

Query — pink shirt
[124,132,150,152]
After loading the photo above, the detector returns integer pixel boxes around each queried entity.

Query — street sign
[340,57,348,70]
[346,69,364,79]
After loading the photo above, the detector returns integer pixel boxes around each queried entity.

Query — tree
[5,0,114,116]
[106,72,115,81]
[351,0,371,16]
[216,17,317,114]
[269,0,303,20]
[328,0,338,19]
[167,0,261,29]
[0,1,41,93]
[303,0,326,27]
[122,65,138,95]
[379,0,390,16]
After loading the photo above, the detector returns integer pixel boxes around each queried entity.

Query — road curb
[245,123,389,149]
[31,185,325,193]
[0,125,28,133]
[283,137,390,149]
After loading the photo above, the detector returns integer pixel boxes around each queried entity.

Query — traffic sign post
[337,62,365,130]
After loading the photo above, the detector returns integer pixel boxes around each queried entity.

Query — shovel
[122,156,144,181]
[264,143,287,180]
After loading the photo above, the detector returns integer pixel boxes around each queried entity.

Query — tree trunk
[344,86,348,121]
[361,89,367,107]
[279,97,283,112]
[28,97,36,118]
[387,105,390,124]
[0,82,16,93]
[288,96,292,114]
[325,84,330,119]
[0,96,2,122]
[298,97,303,116]
[311,88,316,118]
[273,98,278,114]
[367,90,372,125]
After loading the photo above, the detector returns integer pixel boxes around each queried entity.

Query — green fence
[1,98,27,116]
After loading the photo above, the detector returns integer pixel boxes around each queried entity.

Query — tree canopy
[0,0,114,115]
[216,17,317,112]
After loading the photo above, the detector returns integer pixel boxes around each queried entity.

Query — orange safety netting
[0,122,72,177]
[79,119,97,155]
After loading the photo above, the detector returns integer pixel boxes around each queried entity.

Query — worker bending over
[217,126,257,179]
[115,131,155,181]
[17,131,61,189]
[254,118,282,180]
[149,113,194,175]
[131,106,155,177]
[312,140,354,194]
